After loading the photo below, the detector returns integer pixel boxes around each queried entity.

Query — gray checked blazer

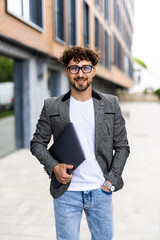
[30,90,130,199]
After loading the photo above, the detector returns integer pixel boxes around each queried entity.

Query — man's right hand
[53,164,74,184]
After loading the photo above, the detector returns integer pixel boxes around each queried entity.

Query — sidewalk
[0,102,160,240]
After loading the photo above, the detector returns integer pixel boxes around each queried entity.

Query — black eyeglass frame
[67,65,94,74]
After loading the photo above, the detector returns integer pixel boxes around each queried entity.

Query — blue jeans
[53,188,113,240]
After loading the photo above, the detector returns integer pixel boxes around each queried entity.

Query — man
[30,46,130,240]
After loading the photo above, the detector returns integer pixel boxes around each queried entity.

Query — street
[113,102,160,239]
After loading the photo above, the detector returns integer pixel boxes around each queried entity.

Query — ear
[92,66,96,77]
[64,68,69,78]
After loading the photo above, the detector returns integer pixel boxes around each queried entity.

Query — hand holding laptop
[53,163,74,184]
[49,123,86,189]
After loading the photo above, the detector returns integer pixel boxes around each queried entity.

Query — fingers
[53,163,74,185]
[63,164,74,176]
[64,164,74,170]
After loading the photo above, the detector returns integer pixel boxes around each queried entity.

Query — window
[105,32,110,69]
[55,0,65,42]
[95,0,99,6]
[95,0,104,13]
[95,18,106,65]
[99,0,104,13]
[124,55,133,78]
[48,70,61,97]
[29,0,42,27]
[95,17,99,49]
[124,54,129,77]
[117,3,120,30]
[69,0,76,45]
[7,0,22,16]
[130,0,134,13]
[114,35,123,71]
[114,36,118,67]
[99,24,105,65]
[105,0,110,22]
[125,30,132,51]
[114,0,117,26]
[6,0,43,29]
[125,7,133,33]
[129,59,133,79]
[84,2,89,46]
[114,0,122,33]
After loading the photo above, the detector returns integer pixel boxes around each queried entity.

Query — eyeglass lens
[69,65,92,74]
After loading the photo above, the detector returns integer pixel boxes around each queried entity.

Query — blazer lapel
[59,94,70,128]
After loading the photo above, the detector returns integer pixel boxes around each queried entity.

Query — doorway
[0,55,15,157]
[0,56,30,157]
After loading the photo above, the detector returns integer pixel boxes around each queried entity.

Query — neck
[70,87,92,102]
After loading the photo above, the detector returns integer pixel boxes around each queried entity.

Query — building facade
[0,0,134,149]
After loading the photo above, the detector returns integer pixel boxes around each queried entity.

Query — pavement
[0,102,160,240]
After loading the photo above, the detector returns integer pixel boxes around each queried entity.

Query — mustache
[74,77,88,80]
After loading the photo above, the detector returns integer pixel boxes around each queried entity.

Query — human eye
[82,65,91,72]
[70,66,78,73]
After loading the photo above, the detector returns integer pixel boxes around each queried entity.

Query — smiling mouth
[76,80,86,84]
[71,78,91,92]
[75,78,87,84]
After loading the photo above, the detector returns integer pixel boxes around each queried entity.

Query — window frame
[6,0,44,32]
[83,1,89,46]
[54,0,65,44]
[114,35,124,71]
[95,17,99,49]
[105,0,110,23]
[68,0,76,46]
[105,31,110,69]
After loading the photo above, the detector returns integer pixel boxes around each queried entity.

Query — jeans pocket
[101,188,112,195]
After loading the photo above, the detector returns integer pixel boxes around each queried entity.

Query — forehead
[68,59,92,67]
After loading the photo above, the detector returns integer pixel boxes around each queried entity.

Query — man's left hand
[101,180,112,192]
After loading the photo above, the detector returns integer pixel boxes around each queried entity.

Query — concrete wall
[118,92,159,102]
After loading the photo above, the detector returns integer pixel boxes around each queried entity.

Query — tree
[0,56,13,82]
[133,58,147,69]
[154,89,160,99]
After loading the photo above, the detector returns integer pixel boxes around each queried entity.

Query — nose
[77,68,84,77]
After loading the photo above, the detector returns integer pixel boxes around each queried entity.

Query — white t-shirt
[68,96,105,191]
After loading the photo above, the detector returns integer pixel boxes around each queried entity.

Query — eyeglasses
[67,65,94,74]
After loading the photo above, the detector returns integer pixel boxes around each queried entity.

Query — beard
[70,77,92,92]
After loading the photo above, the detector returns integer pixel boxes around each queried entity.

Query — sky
[132,0,160,78]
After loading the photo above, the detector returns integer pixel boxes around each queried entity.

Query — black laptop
[49,123,86,189]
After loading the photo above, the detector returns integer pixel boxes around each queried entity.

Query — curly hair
[59,46,100,67]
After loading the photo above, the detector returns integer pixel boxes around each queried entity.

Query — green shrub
[154,89,160,99]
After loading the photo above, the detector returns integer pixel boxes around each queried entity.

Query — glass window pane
[29,0,42,27]
[95,17,99,49]
[7,0,22,16]
[105,32,110,68]
[23,0,30,21]
[55,0,64,41]
[84,2,89,46]
[105,0,109,22]
[7,0,43,28]
[69,0,76,45]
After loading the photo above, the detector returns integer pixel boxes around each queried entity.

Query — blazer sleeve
[105,97,130,191]
[30,100,59,178]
